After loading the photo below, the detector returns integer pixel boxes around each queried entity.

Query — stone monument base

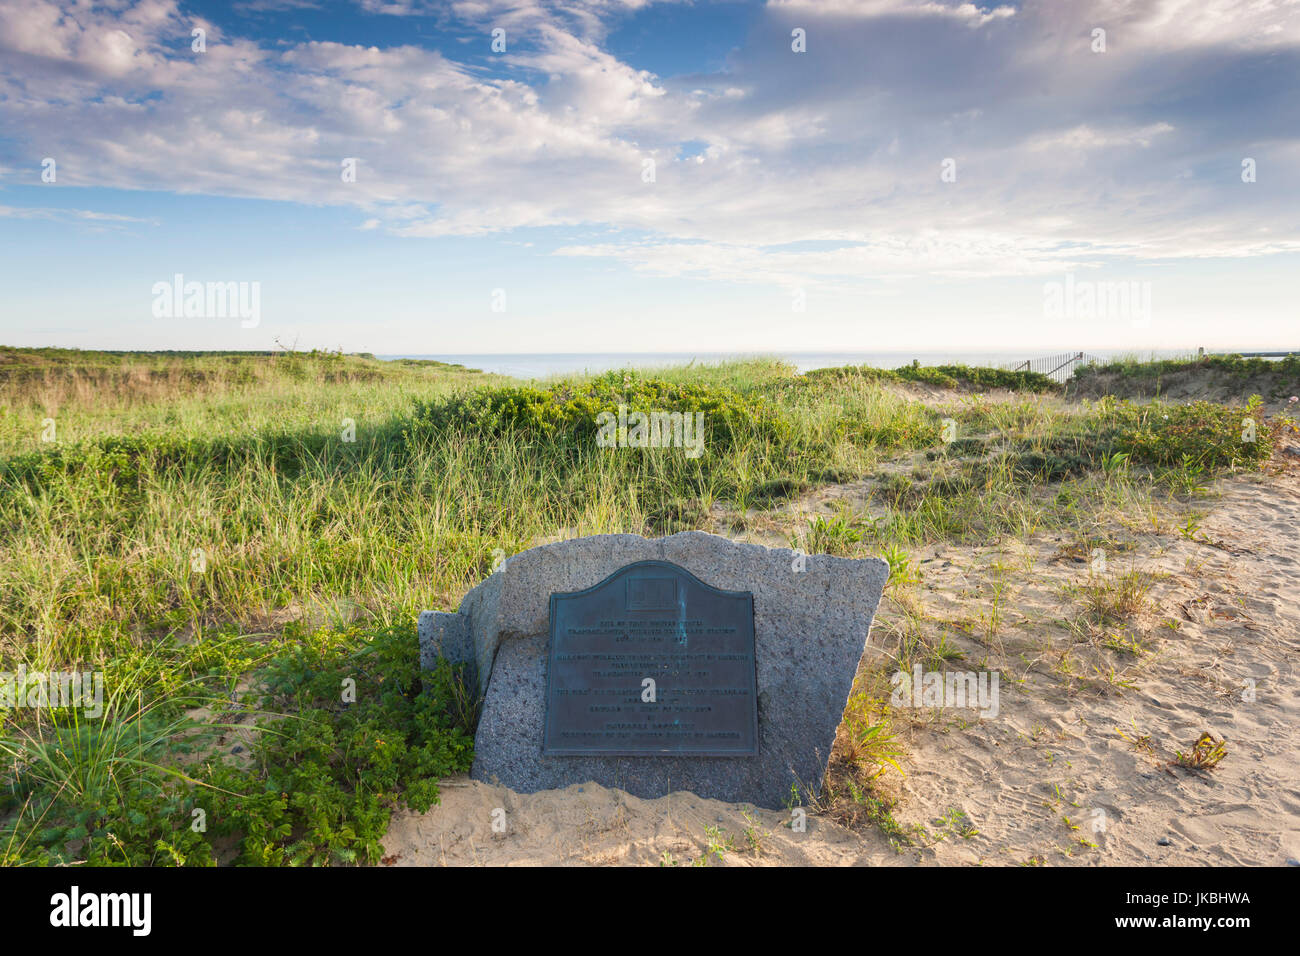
[419,532,887,809]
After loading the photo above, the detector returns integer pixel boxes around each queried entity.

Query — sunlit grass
[0,346,1289,863]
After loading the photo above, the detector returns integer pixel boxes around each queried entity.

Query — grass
[1073,568,1158,626]
[0,345,1291,864]
[1173,732,1228,771]
[799,362,1059,393]
[1077,352,1299,380]
[1069,353,1300,404]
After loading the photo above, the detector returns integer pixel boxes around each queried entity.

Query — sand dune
[385,462,1300,866]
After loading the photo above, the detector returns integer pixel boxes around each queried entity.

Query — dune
[385,462,1300,866]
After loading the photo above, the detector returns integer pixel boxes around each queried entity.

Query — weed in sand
[1074,568,1158,626]
[1174,732,1228,771]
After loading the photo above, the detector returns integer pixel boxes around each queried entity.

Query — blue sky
[1,0,1297,354]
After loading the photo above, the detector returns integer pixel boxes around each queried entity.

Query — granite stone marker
[419,531,888,809]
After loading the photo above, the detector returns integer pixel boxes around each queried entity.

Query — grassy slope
[1067,353,1300,408]
[0,348,1293,865]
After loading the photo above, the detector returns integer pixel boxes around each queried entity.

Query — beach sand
[383,463,1300,866]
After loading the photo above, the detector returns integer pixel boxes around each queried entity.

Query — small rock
[1157,836,1172,846]
[231,745,244,755]
[1286,858,1299,867]
[1282,445,1300,459]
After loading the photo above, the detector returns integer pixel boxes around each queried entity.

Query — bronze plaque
[542,560,758,756]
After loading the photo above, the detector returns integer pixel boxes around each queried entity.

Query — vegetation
[1173,732,1228,772]
[799,362,1058,393]
[1068,352,1300,404]
[1077,352,1299,380]
[3,624,475,866]
[0,346,1292,863]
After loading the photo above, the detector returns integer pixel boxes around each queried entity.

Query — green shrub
[406,370,793,451]
[800,363,1057,393]
[1102,396,1281,469]
[1,623,475,866]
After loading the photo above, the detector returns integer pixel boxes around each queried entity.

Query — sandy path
[384,469,1300,866]
[883,472,1300,866]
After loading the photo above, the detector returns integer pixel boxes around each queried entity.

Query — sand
[383,462,1300,867]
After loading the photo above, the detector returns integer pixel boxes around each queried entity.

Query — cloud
[769,0,1016,28]
[1024,122,1176,152]
[1,0,1297,287]
[0,204,159,227]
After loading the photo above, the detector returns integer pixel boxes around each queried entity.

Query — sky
[0,0,1297,355]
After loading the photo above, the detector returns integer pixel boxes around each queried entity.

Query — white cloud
[1025,122,1176,151]
[0,204,158,226]
[1,0,1297,287]
[768,0,1016,28]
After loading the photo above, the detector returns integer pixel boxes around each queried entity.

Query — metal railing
[1007,351,1103,382]
[1007,350,1295,383]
